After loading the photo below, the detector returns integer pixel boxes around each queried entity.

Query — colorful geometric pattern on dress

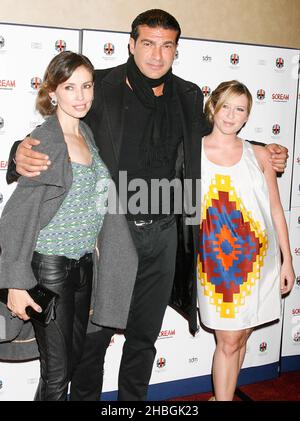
[197,174,268,318]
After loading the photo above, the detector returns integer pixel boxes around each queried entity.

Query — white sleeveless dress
[197,140,281,330]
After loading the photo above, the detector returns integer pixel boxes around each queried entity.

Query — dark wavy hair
[36,51,94,116]
[130,9,181,44]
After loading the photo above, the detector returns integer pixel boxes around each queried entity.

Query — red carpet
[169,370,300,401]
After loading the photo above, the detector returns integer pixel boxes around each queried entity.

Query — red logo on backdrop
[201,86,211,97]
[259,342,267,352]
[230,53,239,65]
[156,357,166,368]
[0,161,8,169]
[295,248,300,256]
[0,79,16,89]
[159,329,176,338]
[104,43,114,55]
[55,40,66,52]
[31,77,42,90]
[293,331,300,342]
[272,93,289,102]
[272,124,280,135]
[296,157,300,164]
[257,89,265,100]
[292,308,300,315]
[276,57,284,68]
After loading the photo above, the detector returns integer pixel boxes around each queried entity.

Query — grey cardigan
[0,115,137,360]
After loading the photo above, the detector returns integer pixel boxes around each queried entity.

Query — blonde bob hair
[204,80,253,126]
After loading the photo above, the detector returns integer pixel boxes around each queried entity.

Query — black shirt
[118,85,183,220]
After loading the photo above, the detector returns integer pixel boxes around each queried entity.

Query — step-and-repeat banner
[0,23,80,401]
[0,23,299,401]
[281,89,300,372]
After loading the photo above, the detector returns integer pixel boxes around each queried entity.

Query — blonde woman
[197,80,295,401]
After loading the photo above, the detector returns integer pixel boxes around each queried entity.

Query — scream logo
[295,248,300,256]
[159,329,176,338]
[0,79,16,89]
[272,93,289,102]
[292,308,300,315]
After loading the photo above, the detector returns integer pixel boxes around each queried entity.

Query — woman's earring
[50,97,58,106]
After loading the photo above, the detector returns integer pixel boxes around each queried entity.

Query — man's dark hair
[130,9,181,44]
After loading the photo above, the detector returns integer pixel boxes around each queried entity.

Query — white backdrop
[0,23,299,401]
[281,88,300,372]
[0,23,80,400]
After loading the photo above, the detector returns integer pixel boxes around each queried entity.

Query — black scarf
[126,54,174,167]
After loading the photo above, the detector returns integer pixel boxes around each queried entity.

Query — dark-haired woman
[0,51,110,400]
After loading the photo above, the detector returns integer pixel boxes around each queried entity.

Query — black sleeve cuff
[248,139,266,147]
[6,141,21,184]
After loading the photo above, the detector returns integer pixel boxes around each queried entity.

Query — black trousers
[31,251,93,401]
[70,215,177,401]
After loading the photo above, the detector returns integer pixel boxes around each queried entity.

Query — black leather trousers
[31,251,93,401]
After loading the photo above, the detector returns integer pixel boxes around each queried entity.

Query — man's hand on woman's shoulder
[16,137,51,177]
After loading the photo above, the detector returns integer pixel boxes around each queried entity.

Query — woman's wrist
[282,254,292,263]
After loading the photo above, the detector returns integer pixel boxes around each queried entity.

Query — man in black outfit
[8,9,288,401]
[71,10,206,401]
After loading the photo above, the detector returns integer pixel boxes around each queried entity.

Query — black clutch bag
[0,284,58,326]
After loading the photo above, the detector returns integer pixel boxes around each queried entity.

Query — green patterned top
[35,138,110,260]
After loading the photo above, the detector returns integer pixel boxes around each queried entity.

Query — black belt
[128,214,175,228]
[133,219,153,227]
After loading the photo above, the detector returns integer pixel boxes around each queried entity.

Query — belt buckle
[134,219,153,227]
